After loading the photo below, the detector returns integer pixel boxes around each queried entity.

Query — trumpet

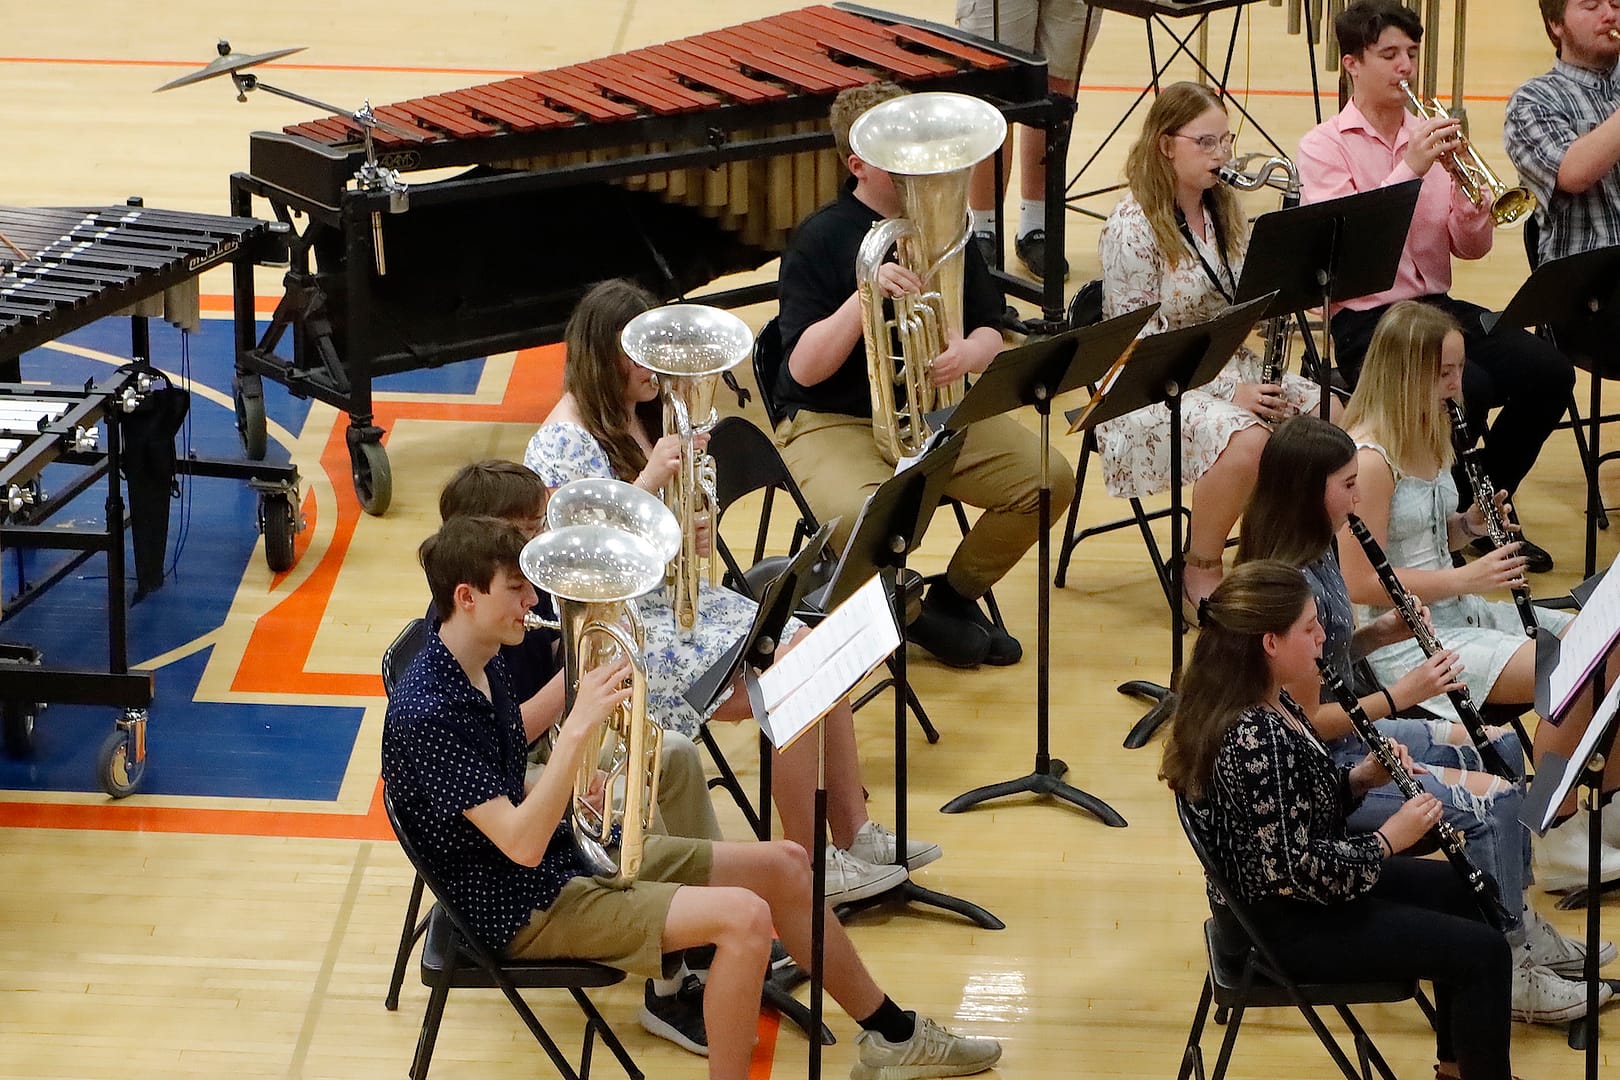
[1399,80,1537,229]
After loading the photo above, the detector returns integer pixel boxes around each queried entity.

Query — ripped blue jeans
[1331,718,1529,939]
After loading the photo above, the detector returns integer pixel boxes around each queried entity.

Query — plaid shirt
[1505,58,1620,265]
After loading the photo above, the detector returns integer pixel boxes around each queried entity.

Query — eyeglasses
[1173,132,1237,152]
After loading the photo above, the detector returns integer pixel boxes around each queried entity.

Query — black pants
[1333,295,1575,496]
[1215,858,1512,1080]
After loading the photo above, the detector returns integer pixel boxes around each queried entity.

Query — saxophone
[849,91,1007,464]
[1219,152,1299,385]
[1444,398,1537,638]
[1344,513,1518,780]
[1317,658,1513,931]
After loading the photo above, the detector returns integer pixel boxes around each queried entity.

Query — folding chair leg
[570,987,644,1080]
[1415,983,1438,1030]
[1177,976,1215,1080]
[411,971,453,1080]
[1210,1004,1245,1080]
[697,724,763,837]
[1054,433,1092,588]
[495,976,585,1080]
[1292,999,1367,1080]
[1336,1004,1399,1080]
[387,874,428,1011]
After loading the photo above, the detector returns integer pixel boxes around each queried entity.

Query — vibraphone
[0,203,302,796]
[229,1,1071,514]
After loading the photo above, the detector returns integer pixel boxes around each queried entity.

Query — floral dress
[523,421,804,737]
[1096,194,1321,499]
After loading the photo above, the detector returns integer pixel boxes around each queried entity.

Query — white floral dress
[1095,194,1321,499]
[523,421,803,737]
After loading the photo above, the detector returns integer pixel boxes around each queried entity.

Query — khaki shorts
[505,834,713,978]
[956,0,1101,89]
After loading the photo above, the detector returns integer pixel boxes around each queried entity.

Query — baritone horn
[1399,80,1537,228]
[519,478,682,886]
[849,92,1007,464]
[621,305,752,635]
[1219,152,1301,383]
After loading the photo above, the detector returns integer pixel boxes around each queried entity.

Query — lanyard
[1175,201,1235,304]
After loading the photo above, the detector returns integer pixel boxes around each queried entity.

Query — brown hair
[562,278,664,483]
[1160,560,1315,801]
[1335,0,1423,59]
[419,516,527,622]
[830,80,908,169]
[1122,81,1247,270]
[1539,0,1571,54]
[1339,300,1459,475]
[1236,415,1358,569]
[438,460,548,524]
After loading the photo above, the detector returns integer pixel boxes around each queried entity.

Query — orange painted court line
[200,294,280,316]
[750,1009,783,1078]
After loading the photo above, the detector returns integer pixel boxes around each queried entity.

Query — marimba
[229,2,1070,514]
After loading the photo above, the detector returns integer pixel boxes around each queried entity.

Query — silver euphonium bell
[518,478,681,886]
[620,305,752,636]
[850,92,1007,464]
[1218,151,1301,383]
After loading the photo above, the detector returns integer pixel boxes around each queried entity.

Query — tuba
[1399,80,1537,229]
[1219,152,1301,384]
[519,478,682,886]
[620,304,752,635]
[850,92,1007,464]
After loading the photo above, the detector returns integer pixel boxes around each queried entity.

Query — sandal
[1180,550,1224,627]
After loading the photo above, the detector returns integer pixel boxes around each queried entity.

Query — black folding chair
[383,617,433,1012]
[1173,795,1431,1080]
[383,789,640,1080]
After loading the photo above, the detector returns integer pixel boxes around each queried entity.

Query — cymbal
[154,43,306,93]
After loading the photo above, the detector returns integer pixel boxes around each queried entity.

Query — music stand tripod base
[1117,680,1173,749]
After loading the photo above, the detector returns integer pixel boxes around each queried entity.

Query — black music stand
[1482,245,1620,578]
[684,524,838,1050]
[938,307,1155,823]
[1234,180,1422,417]
[807,431,1003,930]
[1099,296,1276,747]
[1523,606,1620,1069]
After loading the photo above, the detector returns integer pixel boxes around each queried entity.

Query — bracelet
[1380,688,1398,719]
[1374,829,1392,857]
[1458,512,1484,539]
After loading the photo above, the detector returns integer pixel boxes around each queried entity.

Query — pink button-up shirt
[1297,101,1493,312]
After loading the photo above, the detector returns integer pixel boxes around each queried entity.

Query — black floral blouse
[1199,692,1384,908]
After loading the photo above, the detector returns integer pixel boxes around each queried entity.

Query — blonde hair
[1123,82,1246,270]
[831,81,909,170]
[1340,300,1459,474]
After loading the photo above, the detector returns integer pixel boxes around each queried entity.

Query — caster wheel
[262,495,297,573]
[235,385,268,461]
[2,700,36,757]
[97,727,146,798]
[351,439,392,516]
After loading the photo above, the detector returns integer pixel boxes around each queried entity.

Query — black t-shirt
[774,177,1005,421]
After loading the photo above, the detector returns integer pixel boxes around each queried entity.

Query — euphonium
[519,478,682,886]
[1219,152,1301,383]
[1399,80,1537,229]
[849,92,1007,464]
[621,304,752,635]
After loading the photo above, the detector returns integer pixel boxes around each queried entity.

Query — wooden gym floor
[0,0,1613,1076]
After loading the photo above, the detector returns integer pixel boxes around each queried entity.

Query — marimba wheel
[351,439,392,516]
[262,494,297,573]
[97,725,146,799]
[235,384,267,461]
[1,700,36,757]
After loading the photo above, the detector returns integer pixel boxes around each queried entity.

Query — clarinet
[1444,398,1537,638]
[1344,513,1518,780]
[1317,658,1513,931]
[1258,312,1290,385]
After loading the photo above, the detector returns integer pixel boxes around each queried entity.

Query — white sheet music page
[755,575,900,750]
[1549,550,1620,720]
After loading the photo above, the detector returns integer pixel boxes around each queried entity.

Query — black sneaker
[924,581,1022,666]
[1470,535,1554,573]
[639,976,708,1056]
[1014,229,1070,283]
[971,230,998,269]
[908,590,990,668]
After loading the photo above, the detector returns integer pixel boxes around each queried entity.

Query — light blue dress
[524,421,804,737]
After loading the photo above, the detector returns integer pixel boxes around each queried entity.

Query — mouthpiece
[1610,27,1620,40]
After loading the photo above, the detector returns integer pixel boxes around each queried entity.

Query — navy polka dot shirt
[381,624,589,950]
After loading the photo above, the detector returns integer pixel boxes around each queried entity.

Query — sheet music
[1549,550,1620,720]
[755,575,900,750]
[893,423,949,476]
[1534,676,1620,832]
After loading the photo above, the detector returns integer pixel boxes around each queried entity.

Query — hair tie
[1196,595,1212,628]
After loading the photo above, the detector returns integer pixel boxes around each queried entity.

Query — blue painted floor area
[0,314,486,798]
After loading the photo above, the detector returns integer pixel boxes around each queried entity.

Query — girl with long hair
[1162,561,1514,1080]
[1239,415,1607,1023]
[1098,81,1331,615]
[1341,300,1620,894]
[523,279,938,907]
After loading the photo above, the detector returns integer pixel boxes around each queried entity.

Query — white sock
[650,974,683,996]
[1018,198,1045,239]
[970,208,998,236]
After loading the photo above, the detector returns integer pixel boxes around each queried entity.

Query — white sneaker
[848,819,943,870]
[1523,907,1617,978]
[851,1013,1002,1079]
[1603,801,1620,849]
[1511,958,1611,1024]
[1534,814,1620,892]
[823,846,906,905]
